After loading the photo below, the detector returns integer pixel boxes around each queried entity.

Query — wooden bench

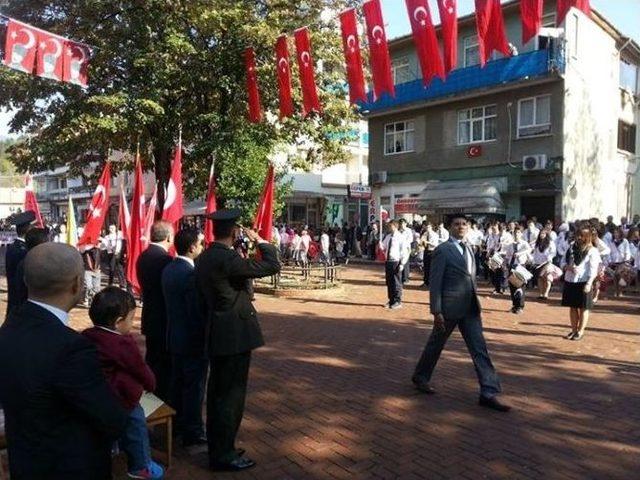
[146,403,176,469]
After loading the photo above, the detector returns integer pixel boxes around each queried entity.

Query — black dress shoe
[479,396,511,412]
[210,456,256,472]
[183,435,208,447]
[412,376,436,394]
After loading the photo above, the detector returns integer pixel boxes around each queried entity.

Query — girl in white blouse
[562,223,600,341]
[532,229,557,299]
[608,227,633,297]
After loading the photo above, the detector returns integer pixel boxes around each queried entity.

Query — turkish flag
[203,162,217,246]
[142,184,158,250]
[35,31,65,81]
[437,0,458,75]
[521,0,543,44]
[4,20,38,74]
[125,157,146,292]
[253,164,275,242]
[406,0,444,86]
[557,0,591,25]
[23,173,43,228]
[275,35,294,119]
[78,162,111,247]
[474,0,511,67]
[118,184,131,246]
[363,0,395,100]
[244,47,262,123]
[294,27,322,116]
[339,9,367,104]
[161,142,184,224]
[62,40,91,87]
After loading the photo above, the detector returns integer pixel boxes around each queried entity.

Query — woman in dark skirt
[562,222,601,340]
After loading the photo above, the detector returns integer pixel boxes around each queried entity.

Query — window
[518,95,551,138]
[384,121,415,155]
[391,56,411,85]
[618,121,637,153]
[536,13,557,49]
[458,105,497,144]
[620,59,639,94]
[464,36,480,67]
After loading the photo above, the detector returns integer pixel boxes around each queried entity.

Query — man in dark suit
[4,211,35,319]
[412,214,510,412]
[136,220,174,401]
[162,229,208,447]
[196,209,281,472]
[0,242,127,480]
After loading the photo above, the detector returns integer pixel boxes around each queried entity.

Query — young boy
[83,287,164,480]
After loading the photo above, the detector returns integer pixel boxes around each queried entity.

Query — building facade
[364,0,639,224]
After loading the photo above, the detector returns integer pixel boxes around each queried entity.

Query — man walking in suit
[162,229,208,447]
[4,211,35,319]
[0,243,127,479]
[137,220,174,401]
[412,215,510,412]
[196,209,281,472]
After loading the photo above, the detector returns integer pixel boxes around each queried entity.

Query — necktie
[462,242,472,274]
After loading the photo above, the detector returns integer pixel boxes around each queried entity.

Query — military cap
[8,210,36,227]
[206,208,242,223]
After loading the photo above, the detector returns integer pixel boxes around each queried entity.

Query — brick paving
[2,263,640,479]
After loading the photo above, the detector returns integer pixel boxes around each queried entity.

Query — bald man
[0,243,128,480]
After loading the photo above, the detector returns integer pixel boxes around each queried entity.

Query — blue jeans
[119,404,151,472]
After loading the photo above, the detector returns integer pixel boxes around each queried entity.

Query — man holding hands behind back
[412,215,510,412]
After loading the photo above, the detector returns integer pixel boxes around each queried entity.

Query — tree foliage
[0,0,361,216]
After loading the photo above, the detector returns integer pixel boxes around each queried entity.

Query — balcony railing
[361,47,564,114]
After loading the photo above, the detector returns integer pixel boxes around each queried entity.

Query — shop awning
[417,180,506,215]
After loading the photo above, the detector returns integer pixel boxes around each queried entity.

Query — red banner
[62,40,91,87]
[474,0,511,67]
[142,184,157,250]
[363,0,395,100]
[521,0,543,44]
[253,164,275,242]
[339,9,367,104]
[162,142,184,224]
[437,0,458,75]
[23,173,43,228]
[406,0,444,86]
[35,31,65,81]
[204,162,217,246]
[118,185,130,247]
[294,27,322,116]
[4,20,38,74]
[125,157,146,293]
[275,35,294,119]
[557,0,591,25]
[78,162,111,247]
[244,47,262,123]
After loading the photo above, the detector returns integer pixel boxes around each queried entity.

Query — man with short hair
[102,224,126,288]
[162,229,208,447]
[137,220,174,401]
[398,219,413,284]
[379,220,407,309]
[4,211,35,319]
[0,243,127,479]
[412,215,510,412]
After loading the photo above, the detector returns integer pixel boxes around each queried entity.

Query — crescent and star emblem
[346,34,357,53]
[371,25,385,45]
[413,6,428,27]
[18,28,36,49]
[443,0,455,15]
[300,51,311,68]
[278,57,288,73]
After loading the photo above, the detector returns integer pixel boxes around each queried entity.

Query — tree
[0,0,361,218]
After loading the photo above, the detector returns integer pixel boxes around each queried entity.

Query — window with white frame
[536,12,557,49]
[458,105,497,144]
[391,56,411,85]
[463,36,480,67]
[384,121,415,155]
[518,95,551,137]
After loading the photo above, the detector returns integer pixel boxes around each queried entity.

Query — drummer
[532,229,557,300]
[607,226,632,297]
[485,224,505,295]
[504,227,532,315]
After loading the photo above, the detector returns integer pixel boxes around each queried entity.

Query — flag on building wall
[339,8,368,104]
[557,0,591,25]
[363,0,395,100]
[405,0,445,85]
[474,0,512,67]
[521,0,544,44]
[437,0,458,75]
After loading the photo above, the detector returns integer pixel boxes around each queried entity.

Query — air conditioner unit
[522,154,548,171]
[371,171,388,185]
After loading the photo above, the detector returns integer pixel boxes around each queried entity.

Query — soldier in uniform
[5,211,35,319]
[195,209,281,472]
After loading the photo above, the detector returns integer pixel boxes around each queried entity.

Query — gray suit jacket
[429,239,481,320]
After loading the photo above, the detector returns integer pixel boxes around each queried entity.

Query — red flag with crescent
[521,0,543,44]
[23,172,43,228]
[437,0,458,75]
[244,47,262,123]
[126,157,145,292]
[62,40,91,87]
[253,164,275,242]
[204,162,217,246]
[4,20,39,74]
[474,0,511,67]
[339,8,367,104]
[406,0,445,86]
[557,0,591,25]
[294,27,322,116]
[118,184,130,246]
[35,31,65,81]
[162,142,184,224]
[363,0,395,100]
[275,35,295,119]
[78,162,111,247]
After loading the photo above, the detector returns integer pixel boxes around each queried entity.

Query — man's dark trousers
[207,352,251,463]
[413,315,501,398]
[171,355,208,441]
[385,261,402,305]
[423,251,432,285]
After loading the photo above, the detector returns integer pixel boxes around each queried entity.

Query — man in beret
[196,209,281,472]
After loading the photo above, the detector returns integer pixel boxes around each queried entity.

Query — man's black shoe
[479,395,511,412]
[412,376,436,394]
[210,456,256,472]
[183,435,208,447]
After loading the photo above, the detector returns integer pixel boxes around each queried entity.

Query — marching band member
[532,229,557,300]
[504,227,532,314]
[608,226,632,297]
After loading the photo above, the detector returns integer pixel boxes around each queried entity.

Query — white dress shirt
[608,239,631,264]
[450,238,473,274]
[177,255,195,267]
[320,233,330,253]
[380,231,407,264]
[28,300,69,326]
[532,244,556,266]
[564,246,600,284]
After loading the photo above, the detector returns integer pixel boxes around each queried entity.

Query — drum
[616,263,635,287]
[487,252,504,271]
[508,265,533,288]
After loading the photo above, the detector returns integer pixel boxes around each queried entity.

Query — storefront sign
[348,183,372,199]
[395,198,420,214]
